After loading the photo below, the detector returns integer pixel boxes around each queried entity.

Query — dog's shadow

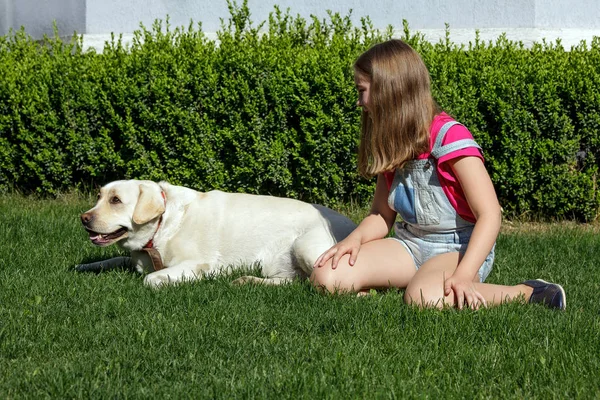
[74,256,136,274]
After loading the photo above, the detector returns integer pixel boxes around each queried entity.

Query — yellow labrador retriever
[79,180,356,288]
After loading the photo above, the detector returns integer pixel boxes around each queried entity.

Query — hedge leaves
[1,1,599,220]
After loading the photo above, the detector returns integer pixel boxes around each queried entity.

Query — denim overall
[387,121,494,282]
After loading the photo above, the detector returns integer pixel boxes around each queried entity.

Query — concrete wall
[84,0,540,34]
[0,0,85,38]
[535,0,600,28]
[2,0,600,49]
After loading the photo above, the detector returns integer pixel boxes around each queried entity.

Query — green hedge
[1,1,599,221]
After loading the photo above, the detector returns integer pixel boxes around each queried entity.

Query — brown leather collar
[140,247,165,271]
[142,191,166,271]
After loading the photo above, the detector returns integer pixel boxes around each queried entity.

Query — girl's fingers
[316,244,360,269]
[476,292,487,308]
[457,290,465,310]
[332,247,346,269]
[322,248,340,266]
[468,291,486,310]
[444,278,456,297]
[315,252,328,268]
[464,293,472,307]
[444,282,452,296]
[448,283,488,310]
[469,292,480,310]
[348,247,360,266]
[331,251,342,269]
[313,255,323,268]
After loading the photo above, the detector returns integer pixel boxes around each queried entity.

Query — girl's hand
[444,276,487,310]
[313,235,362,270]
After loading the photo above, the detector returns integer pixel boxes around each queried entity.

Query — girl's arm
[356,173,398,242]
[446,155,502,287]
[314,174,397,268]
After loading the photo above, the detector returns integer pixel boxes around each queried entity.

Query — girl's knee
[404,283,447,309]
[310,266,329,291]
[403,285,426,306]
[310,265,337,293]
[310,265,360,294]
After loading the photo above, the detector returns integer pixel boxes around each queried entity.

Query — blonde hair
[354,40,439,177]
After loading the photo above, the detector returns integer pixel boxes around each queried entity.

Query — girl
[311,39,565,310]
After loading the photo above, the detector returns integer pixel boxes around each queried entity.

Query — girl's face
[354,73,371,112]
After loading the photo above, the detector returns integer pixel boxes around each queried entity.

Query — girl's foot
[521,279,566,310]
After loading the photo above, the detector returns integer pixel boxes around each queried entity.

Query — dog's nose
[81,212,93,225]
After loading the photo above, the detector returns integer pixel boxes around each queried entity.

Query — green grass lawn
[1,194,599,398]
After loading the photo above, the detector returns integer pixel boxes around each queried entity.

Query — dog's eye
[110,196,121,204]
[97,193,101,200]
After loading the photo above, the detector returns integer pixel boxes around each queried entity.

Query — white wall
[84,0,539,33]
[535,0,600,28]
[2,0,600,50]
[0,0,85,39]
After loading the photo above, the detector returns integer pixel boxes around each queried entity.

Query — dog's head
[81,180,166,250]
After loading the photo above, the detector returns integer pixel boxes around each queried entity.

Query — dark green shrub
[421,33,600,221]
[0,0,599,220]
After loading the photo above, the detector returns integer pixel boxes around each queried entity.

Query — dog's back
[163,186,356,276]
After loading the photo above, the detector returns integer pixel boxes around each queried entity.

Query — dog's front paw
[143,273,170,288]
[231,275,265,285]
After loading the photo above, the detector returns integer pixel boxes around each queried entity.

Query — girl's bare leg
[404,252,533,308]
[310,238,418,293]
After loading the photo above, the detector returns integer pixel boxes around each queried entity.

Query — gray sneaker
[522,279,566,310]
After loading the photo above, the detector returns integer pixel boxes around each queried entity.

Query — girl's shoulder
[429,112,483,164]
[429,112,474,147]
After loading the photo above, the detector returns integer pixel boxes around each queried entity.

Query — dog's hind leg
[231,229,335,287]
[291,228,337,276]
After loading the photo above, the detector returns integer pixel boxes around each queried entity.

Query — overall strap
[430,121,481,159]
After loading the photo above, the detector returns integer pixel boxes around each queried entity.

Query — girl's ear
[132,183,165,225]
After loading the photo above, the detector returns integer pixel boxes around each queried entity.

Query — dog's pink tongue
[89,232,107,245]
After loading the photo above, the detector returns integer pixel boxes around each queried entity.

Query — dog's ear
[132,183,165,225]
